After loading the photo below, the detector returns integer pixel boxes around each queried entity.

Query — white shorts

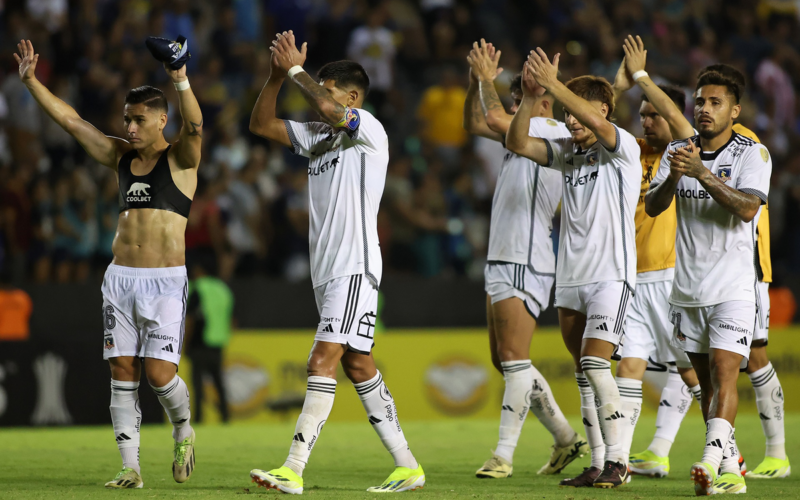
[669,301,757,359]
[314,275,378,354]
[555,280,632,346]
[484,262,554,319]
[101,264,188,365]
[620,279,692,368]
[754,281,770,343]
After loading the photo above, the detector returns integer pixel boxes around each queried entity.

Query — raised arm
[463,41,504,141]
[166,63,203,169]
[14,40,126,169]
[527,48,618,151]
[272,31,349,127]
[472,40,512,135]
[249,50,291,146]
[505,63,551,165]
[622,35,694,140]
[668,143,761,222]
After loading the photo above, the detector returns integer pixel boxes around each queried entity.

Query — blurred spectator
[186,177,229,279]
[186,258,233,424]
[0,270,33,341]
[417,66,468,166]
[347,2,396,118]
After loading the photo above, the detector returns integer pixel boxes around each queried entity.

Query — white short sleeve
[543,137,570,170]
[609,125,641,165]
[651,144,673,189]
[528,117,572,170]
[735,144,772,204]
[348,108,388,156]
[284,120,331,158]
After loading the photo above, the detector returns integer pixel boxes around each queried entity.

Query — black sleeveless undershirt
[117,145,192,218]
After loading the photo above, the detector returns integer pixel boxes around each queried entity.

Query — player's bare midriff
[111,209,187,268]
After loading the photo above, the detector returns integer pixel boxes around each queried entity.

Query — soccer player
[15,39,202,488]
[609,36,701,477]
[507,49,641,488]
[645,70,772,495]
[247,31,424,494]
[462,40,589,479]
[698,64,790,480]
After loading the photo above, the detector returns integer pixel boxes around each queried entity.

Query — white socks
[749,363,786,460]
[151,375,193,442]
[529,365,576,448]
[616,377,642,464]
[581,357,624,464]
[284,376,337,476]
[648,370,696,457]
[576,373,605,469]
[110,379,141,474]
[495,361,532,462]
[355,372,418,469]
[702,418,733,471]
[720,429,741,474]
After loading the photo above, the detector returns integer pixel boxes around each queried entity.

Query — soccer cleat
[629,449,670,477]
[691,462,717,496]
[538,433,590,475]
[172,429,195,483]
[366,464,425,492]
[746,456,791,478]
[251,466,304,495]
[104,467,143,489]
[712,472,747,494]
[476,453,512,478]
[559,466,601,487]
[593,460,629,488]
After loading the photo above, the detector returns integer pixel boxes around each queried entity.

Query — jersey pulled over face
[651,133,772,307]
[284,109,388,288]
[544,125,641,288]
[488,118,567,274]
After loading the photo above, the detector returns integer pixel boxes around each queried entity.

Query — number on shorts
[104,305,117,330]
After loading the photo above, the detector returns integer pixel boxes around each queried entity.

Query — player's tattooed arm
[169,63,203,169]
[644,174,679,217]
[469,40,512,134]
[669,144,761,222]
[292,71,348,126]
[464,41,504,141]
[623,35,694,140]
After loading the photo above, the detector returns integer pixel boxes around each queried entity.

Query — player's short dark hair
[317,60,370,98]
[565,75,615,119]
[642,85,686,112]
[124,86,168,112]
[696,71,740,104]
[510,73,522,96]
[698,64,746,90]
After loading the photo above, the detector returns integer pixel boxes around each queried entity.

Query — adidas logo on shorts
[322,324,334,333]
[161,344,174,353]
[596,322,609,331]
[736,336,748,346]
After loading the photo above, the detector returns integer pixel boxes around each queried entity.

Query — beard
[698,123,724,140]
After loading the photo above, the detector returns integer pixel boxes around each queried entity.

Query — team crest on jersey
[761,148,769,163]
[586,151,598,166]
[546,119,558,126]
[717,167,732,182]
[337,108,360,131]
[104,335,114,349]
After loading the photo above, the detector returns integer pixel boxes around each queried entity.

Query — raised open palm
[13,40,39,82]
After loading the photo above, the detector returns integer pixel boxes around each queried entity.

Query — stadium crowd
[2,0,800,285]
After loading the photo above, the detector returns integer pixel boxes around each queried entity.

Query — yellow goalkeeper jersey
[732,124,771,283]
[635,138,676,273]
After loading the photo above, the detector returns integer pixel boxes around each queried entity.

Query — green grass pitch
[1,415,798,499]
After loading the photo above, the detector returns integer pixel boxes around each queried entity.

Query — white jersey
[487,118,568,274]
[652,133,772,307]
[543,124,640,287]
[284,109,388,288]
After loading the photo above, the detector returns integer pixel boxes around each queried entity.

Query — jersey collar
[698,132,738,161]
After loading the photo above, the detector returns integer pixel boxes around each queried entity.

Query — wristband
[288,65,305,79]
[632,70,649,82]
[174,79,190,91]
